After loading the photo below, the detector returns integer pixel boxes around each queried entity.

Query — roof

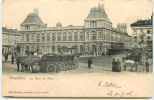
[21,12,44,25]
[131,17,152,27]
[86,4,109,20]
[2,27,18,33]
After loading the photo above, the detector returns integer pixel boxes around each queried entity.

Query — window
[147,36,151,40]
[68,32,72,41]
[52,33,55,41]
[47,33,50,41]
[103,32,105,40]
[26,34,29,42]
[90,21,96,28]
[63,32,67,41]
[52,46,55,52]
[42,34,45,42]
[98,32,101,40]
[74,32,78,41]
[147,30,150,34]
[25,25,30,30]
[80,45,84,53]
[37,34,40,42]
[86,32,89,40]
[57,32,61,41]
[31,34,34,42]
[80,32,84,41]
[91,31,96,40]
[92,34,96,40]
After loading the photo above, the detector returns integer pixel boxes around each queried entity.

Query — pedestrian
[11,54,14,64]
[116,58,121,72]
[88,58,92,69]
[112,58,116,72]
[145,60,149,72]
[4,53,8,62]
[134,61,138,72]
[16,57,20,72]
[74,56,79,69]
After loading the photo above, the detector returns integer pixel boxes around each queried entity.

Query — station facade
[18,4,131,56]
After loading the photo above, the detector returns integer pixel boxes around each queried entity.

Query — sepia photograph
[2,0,153,98]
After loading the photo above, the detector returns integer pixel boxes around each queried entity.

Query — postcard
[2,0,153,98]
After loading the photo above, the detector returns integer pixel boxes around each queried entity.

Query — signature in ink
[98,81,121,88]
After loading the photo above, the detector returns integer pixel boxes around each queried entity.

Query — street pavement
[2,54,152,74]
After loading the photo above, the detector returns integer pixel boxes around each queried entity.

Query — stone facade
[18,4,131,56]
[131,16,152,51]
[2,27,21,55]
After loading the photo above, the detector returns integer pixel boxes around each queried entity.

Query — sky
[2,0,152,34]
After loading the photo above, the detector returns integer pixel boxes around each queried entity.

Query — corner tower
[84,3,112,29]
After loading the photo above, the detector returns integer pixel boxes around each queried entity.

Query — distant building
[18,4,131,56]
[2,27,21,55]
[130,16,152,51]
[116,23,127,33]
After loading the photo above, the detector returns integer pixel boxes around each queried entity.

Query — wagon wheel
[47,64,55,72]
[55,63,61,73]
[31,63,40,73]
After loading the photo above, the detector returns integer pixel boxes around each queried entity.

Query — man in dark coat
[4,53,8,62]
[16,57,20,72]
[112,58,116,72]
[11,54,14,64]
[88,58,92,69]
[145,60,149,72]
[116,59,121,72]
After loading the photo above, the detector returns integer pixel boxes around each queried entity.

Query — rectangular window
[74,32,78,41]
[52,46,55,52]
[90,21,96,28]
[26,34,29,42]
[92,33,96,40]
[63,32,67,41]
[52,33,55,41]
[47,33,50,41]
[68,32,72,41]
[80,32,84,41]
[57,32,61,41]
[37,34,40,42]
[98,32,101,40]
[25,25,30,30]
[86,32,89,40]
[42,34,45,42]
[31,34,34,42]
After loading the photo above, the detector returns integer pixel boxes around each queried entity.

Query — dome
[21,12,44,26]
[87,4,109,20]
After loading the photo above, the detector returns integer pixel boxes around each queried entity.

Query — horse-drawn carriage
[40,54,79,72]
[16,54,79,73]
